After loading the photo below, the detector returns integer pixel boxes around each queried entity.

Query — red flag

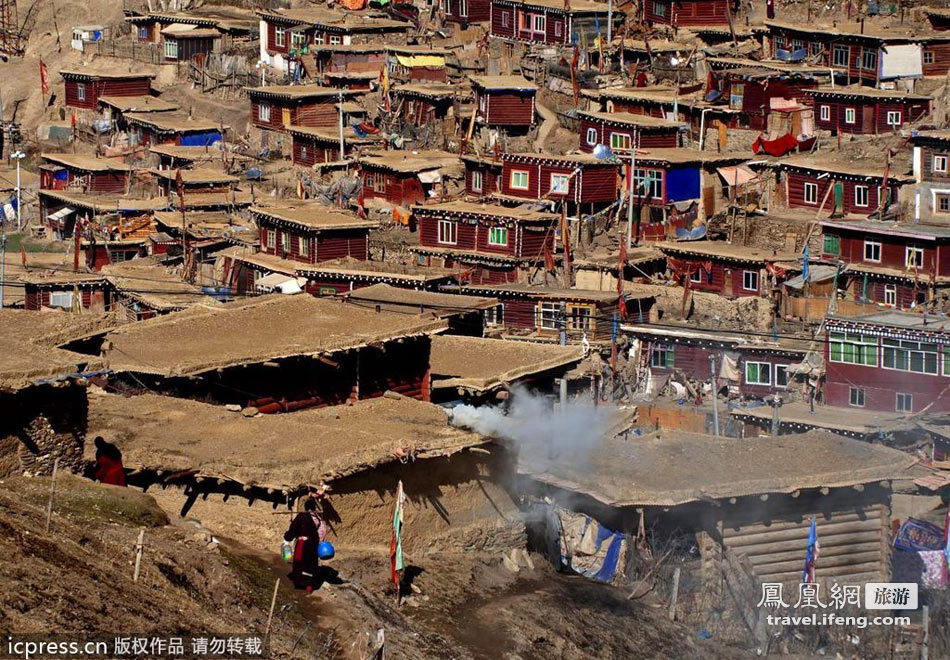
[39,60,49,95]
[20,239,27,267]
[543,242,556,272]
[618,292,628,319]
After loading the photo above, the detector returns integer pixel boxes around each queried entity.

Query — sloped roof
[250,201,379,230]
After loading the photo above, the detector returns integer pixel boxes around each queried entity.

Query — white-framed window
[854,185,869,207]
[532,14,545,33]
[938,193,950,214]
[844,107,856,124]
[742,270,759,292]
[259,103,271,123]
[833,44,849,67]
[554,21,562,37]
[633,168,663,199]
[886,111,902,127]
[906,245,925,268]
[471,170,483,193]
[501,11,510,27]
[652,0,667,16]
[934,155,948,173]
[829,331,879,366]
[458,0,468,16]
[164,39,178,60]
[791,39,804,50]
[329,35,342,45]
[610,132,632,151]
[76,83,86,101]
[863,240,881,262]
[586,127,598,145]
[884,338,940,374]
[281,233,290,252]
[896,392,913,412]
[437,219,457,245]
[510,169,529,190]
[275,25,286,47]
[819,105,830,121]
[537,301,561,330]
[884,284,897,307]
[689,268,702,283]
[775,364,789,388]
[809,42,822,57]
[924,50,935,65]
[849,386,866,407]
[650,344,674,368]
[488,226,508,246]
[549,173,569,195]
[265,229,275,249]
[803,182,818,204]
[299,236,309,257]
[861,47,878,71]
[745,361,771,386]
[568,305,592,331]
[49,291,74,309]
[485,304,504,326]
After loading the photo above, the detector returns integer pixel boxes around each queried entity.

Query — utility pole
[625,131,638,250]
[12,150,24,230]
[709,354,720,436]
[338,89,345,164]
[607,0,613,47]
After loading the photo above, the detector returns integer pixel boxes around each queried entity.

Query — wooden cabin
[499,152,618,211]
[387,46,449,84]
[764,19,950,85]
[125,112,224,147]
[160,24,220,62]
[459,283,654,341]
[153,167,238,198]
[20,272,111,312]
[592,86,741,136]
[656,240,799,298]
[39,154,130,194]
[257,8,409,73]
[252,202,378,265]
[97,95,179,133]
[819,219,950,309]
[348,286,500,338]
[470,75,537,128]
[60,70,154,110]
[643,0,729,27]
[246,84,360,133]
[392,84,457,127]
[577,111,684,152]
[126,10,253,48]
[461,154,503,197]
[149,144,244,171]
[807,87,931,135]
[444,0,491,24]
[307,44,388,75]
[777,154,910,218]
[323,70,377,91]
[288,125,384,167]
[358,151,461,207]
[825,311,950,413]
[412,201,558,284]
[911,130,950,223]
[489,0,621,47]
[38,189,167,240]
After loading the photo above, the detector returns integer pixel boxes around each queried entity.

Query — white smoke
[448,386,615,470]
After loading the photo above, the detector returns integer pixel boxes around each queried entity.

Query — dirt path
[534,101,559,152]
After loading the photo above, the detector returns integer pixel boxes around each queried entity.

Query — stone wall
[0,384,89,477]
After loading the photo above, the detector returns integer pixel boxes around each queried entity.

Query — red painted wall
[645,0,729,26]
[578,118,678,152]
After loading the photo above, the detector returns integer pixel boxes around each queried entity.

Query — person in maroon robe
[92,437,126,487]
[284,498,327,593]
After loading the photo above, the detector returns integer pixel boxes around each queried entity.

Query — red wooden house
[391,84,458,127]
[620,324,808,401]
[60,70,154,110]
[806,87,931,135]
[252,202,378,265]
[21,272,111,312]
[257,8,409,73]
[307,44,388,76]
[707,60,825,131]
[444,0,491,24]
[461,154,502,197]
[499,152,618,212]
[153,167,238,198]
[323,70,378,91]
[159,24,220,62]
[819,219,950,310]
[39,154,130,194]
[764,20,950,85]
[489,0,619,47]
[925,8,950,32]
[577,111,684,152]
[592,86,741,136]
[359,151,462,207]
[38,189,167,240]
[126,10,252,49]
[656,240,800,298]
[458,283,654,341]
[777,154,911,218]
[387,46,449,83]
[288,125,384,167]
[643,0,729,28]
[411,201,558,284]
[246,84,360,133]
[471,75,537,129]
[825,311,950,413]
[125,112,224,147]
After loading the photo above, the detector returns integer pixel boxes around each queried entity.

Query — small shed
[392,83,458,127]
[60,70,155,110]
[246,84,361,132]
[251,201,378,265]
[358,151,462,207]
[807,87,932,135]
[470,75,537,128]
[288,125,384,166]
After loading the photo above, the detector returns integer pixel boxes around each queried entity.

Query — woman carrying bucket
[283,496,333,593]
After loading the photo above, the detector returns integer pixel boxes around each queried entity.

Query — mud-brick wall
[0,384,89,477]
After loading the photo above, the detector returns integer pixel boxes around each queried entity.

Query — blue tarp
[665,167,700,203]
[180,131,222,147]
[54,169,68,181]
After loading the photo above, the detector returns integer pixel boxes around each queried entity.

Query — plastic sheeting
[417,169,442,184]
[180,131,222,147]
[665,167,700,202]
[880,44,923,80]
[395,54,445,68]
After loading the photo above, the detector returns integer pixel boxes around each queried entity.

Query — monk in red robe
[92,437,126,487]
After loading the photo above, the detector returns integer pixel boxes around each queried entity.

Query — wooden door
[282,107,291,128]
